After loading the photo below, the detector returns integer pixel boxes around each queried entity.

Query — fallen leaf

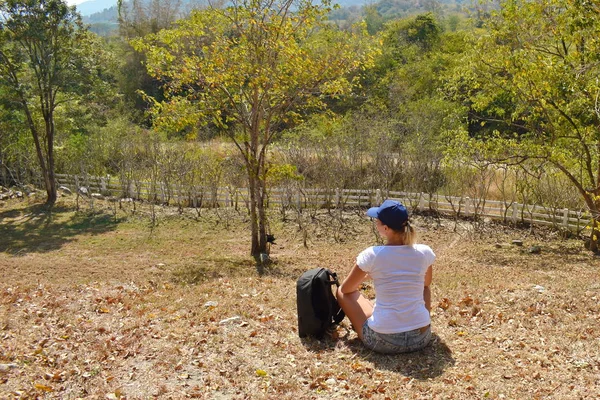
[260,314,274,323]
[459,296,474,307]
[34,383,53,392]
[256,369,267,377]
[351,362,363,371]
[438,298,451,310]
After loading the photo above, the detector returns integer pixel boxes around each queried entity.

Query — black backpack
[296,268,345,339]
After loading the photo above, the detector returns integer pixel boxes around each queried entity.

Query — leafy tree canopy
[0,0,116,205]
[448,0,600,251]
[134,0,377,255]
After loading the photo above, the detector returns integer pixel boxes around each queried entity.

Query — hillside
[81,0,467,36]
[76,0,117,16]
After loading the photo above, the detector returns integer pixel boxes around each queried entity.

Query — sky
[66,0,100,5]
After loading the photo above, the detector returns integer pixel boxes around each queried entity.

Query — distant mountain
[76,0,118,16]
[80,0,370,19]
[79,0,389,36]
[83,4,118,23]
[335,0,371,6]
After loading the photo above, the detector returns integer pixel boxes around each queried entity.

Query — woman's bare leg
[336,288,374,340]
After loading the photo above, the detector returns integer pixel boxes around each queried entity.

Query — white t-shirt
[356,244,435,334]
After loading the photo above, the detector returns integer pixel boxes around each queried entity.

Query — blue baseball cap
[366,200,409,231]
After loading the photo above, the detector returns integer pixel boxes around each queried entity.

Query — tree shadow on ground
[301,330,454,380]
[0,204,119,255]
[170,257,306,285]
[254,258,306,279]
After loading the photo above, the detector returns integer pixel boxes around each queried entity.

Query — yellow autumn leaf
[34,383,54,392]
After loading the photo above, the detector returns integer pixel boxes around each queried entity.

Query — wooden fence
[55,174,593,234]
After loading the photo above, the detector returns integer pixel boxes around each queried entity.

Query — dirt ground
[1,195,599,399]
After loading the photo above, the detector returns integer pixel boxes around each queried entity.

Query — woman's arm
[339,264,369,294]
[423,265,433,312]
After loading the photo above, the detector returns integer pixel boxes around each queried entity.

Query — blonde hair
[392,223,417,246]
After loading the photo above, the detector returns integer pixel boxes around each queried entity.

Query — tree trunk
[590,203,600,253]
[43,111,57,207]
[25,109,56,206]
[590,220,599,253]
[19,94,57,206]
[247,114,269,257]
[249,167,260,257]
[257,172,267,254]
[44,169,57,206]
[249,168,269,257]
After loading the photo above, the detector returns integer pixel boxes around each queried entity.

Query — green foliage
[0,0,116,204]
[134,0,376,138]
[364,5,385,34]
[266,163,304,187]
[134,0,377,255]
[0,100,35,184]
[450,0,600,250]
[386,13,441,52]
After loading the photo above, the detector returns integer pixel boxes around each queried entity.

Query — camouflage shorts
[362,321,431,354]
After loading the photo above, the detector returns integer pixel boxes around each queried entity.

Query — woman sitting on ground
[336,200,435,354]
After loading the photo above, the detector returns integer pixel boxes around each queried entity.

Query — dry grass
[0,194,599,399]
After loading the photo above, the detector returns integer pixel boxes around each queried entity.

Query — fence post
[464,197,471,216]
[562,208,569,229]
[100,177,107,195]
[335,188,340,208]
[512,202,518,223]
[419,193,426,212]
[375,189,382,206]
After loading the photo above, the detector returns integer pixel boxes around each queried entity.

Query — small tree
[0,0,106,206]
[134,0,375,257]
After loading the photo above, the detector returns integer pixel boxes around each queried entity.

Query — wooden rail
[55,174,592,233]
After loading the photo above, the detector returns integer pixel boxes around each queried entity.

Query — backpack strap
[327,271,340,286]
[326,270,346,324]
